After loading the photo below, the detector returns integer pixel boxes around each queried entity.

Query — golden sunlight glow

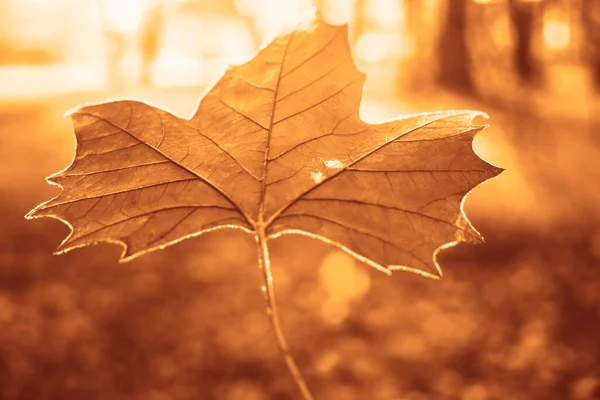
[321,0,354,25]
[319,251,370,315]
[221,24,255,66]
[105,0,144,34]
[368,0,404,26]
[235,0,313,41]
[355,32,388,63]
[543,19,571,51]
[233,0,255,16]
[319,250,370,324]
[152,56,203,88]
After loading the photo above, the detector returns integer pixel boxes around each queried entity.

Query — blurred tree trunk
[508,0,542,86]
[140,1,165,86]
[581,0,600,147]
[582,0,600,90]
[403,0,429,90]
[437,0,474,94]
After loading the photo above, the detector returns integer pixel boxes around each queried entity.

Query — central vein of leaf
[257,31,295,229]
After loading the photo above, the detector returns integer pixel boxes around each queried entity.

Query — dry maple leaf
[26,14,501,399]
[27,19,501,277]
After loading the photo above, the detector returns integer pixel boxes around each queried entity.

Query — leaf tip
[63,104,84,118]
[24,201,51,220]
[462,110,490,131]
[53,240,79,256]
[492,165,506,175]
[118,254,134,264]
[433,240,461,277]
[476,111,490,120]
[466,109,488,120]
[24,209,36,220]
[118,245,142,264]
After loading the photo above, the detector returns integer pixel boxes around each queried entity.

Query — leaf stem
[255,229,315,400]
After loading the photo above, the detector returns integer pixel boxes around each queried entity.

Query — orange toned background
[0,0,599,399]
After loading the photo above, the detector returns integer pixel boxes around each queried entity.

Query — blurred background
[1,0,599,399]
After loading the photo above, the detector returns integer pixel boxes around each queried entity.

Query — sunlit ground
[1,0,599,399]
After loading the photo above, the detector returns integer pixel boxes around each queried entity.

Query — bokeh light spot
[543,19,570,51]
[355,32,388,63]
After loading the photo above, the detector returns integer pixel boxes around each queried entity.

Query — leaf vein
[68,205,238,244]
[273,78,360,125]
[266,112,476,225]
[297,198,478,239]
[218,98,268,130]
[276,62,344,103]
[74,111,253,226]
[62,161,171,177]
[278,212,429,266]
[280,29,341,79]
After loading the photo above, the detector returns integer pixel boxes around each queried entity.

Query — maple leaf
[26,14,501,399]
[27,17,500,277]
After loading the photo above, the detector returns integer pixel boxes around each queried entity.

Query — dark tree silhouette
[582,0,600,90]
[508,0,543,85]
[438,0,474,94]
